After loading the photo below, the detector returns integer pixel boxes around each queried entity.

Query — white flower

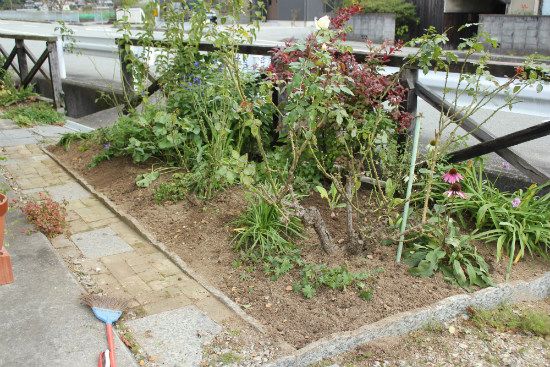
[321,43,328,51]
[315,15,330,30]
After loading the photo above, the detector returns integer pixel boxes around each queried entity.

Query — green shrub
[404,205,493,289]
[0,72,37,107]
[1,102,64,127]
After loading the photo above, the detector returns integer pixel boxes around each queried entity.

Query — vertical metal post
[15,38,28,83]
[396,68,419,263]
[47,40,65,112]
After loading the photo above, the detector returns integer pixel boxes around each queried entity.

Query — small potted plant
[0,192,13,285]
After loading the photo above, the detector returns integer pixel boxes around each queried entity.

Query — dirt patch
[49,143,550,349]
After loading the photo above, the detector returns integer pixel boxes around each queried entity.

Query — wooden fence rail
[116,37,549,183]
[0,33,65,110]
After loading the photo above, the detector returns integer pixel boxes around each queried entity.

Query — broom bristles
[81,293,127,311]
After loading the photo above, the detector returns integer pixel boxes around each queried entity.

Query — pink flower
[511,197,521,208]
[502,161,511,170]
[442,168,463,184]
[445,183,467,199]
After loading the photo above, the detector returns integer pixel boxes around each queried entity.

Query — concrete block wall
[347,13,396,43]
[480,15,550,54]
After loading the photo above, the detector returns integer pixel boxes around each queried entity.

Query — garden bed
[48,143,549,349]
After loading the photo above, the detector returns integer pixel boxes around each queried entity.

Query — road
[0,19,548,178]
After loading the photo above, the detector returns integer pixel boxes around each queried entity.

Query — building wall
[266,0,326,21]
[479,14,550,53]
[346,13,396,43]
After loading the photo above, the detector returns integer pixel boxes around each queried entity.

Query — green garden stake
[396,117,422,263]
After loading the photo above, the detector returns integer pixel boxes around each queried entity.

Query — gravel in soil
[49,143,550,349]
[322,299,550,367]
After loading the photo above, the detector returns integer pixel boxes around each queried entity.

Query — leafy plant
[232,198,304,260]
[1,102,64,127]
[316,183,346,211]
[22,192,67,237]
[0,71,37,107]
[404,206,492,289]
[439,161,550,277]
[293,263,374,299]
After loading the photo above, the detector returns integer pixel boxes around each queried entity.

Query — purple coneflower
[442,168,463,184]
[445,183,467,199]
[511,197,521,208]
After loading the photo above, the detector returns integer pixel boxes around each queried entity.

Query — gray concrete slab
[0,136,38,147]
[0,128,35,139]
[0,183,138,367]
[71,227,133,259]
[30,125,73,138]
[0,119,18,130]
[126,305,222,367]
[46,181,92,202]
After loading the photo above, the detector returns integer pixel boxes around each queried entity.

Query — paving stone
[68,219,91,233]
[151,259,181,277]
[0,129,34,139]
[30,125,72,138]
[178,276,210,301]
[45,181,92,202]
[195,296,236,324]
[127,305,222,366]
[141,294,194,315]
[101,254,138,282]
[137,268,163,282]
[71,227,134,259]
[0,118,18,129]
[50,235,74,249]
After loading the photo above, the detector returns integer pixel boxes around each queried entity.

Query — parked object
[0,192,13,285]
[82,294,127,367]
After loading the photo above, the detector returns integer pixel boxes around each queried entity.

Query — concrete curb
[42,147,550,366]
[267,272,550,367]
[41,146,267,334]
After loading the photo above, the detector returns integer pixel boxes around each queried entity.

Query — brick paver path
[0,120,243,365]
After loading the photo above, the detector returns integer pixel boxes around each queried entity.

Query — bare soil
[49,143,550,349]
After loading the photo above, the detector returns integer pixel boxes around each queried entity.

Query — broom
[82,294,127,367]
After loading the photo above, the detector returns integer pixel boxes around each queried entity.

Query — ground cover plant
[54,0,549,346]
[0,71,38,107]
[1,102,65,127]
[22,192,67,237]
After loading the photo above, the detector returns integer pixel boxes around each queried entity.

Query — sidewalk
[0,119,270,366]
[0,176,137,367]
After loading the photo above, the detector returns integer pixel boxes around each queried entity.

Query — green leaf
[135,171,160,188]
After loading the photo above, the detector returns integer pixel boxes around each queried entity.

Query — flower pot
[0,193,14,285]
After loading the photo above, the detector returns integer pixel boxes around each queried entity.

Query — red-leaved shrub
[22,192,67,237]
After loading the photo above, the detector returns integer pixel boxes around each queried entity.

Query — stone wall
[479,15,550,54]
[346,13,396,43]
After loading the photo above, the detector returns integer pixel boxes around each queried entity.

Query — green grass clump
[469,304,550,337]
[232,198,304,260]
[1,102,65,127]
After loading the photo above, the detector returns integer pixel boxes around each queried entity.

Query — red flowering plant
[255,6,415,254]
[22,192,68,238]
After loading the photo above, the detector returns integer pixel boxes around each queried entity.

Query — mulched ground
[49,142,549,349]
